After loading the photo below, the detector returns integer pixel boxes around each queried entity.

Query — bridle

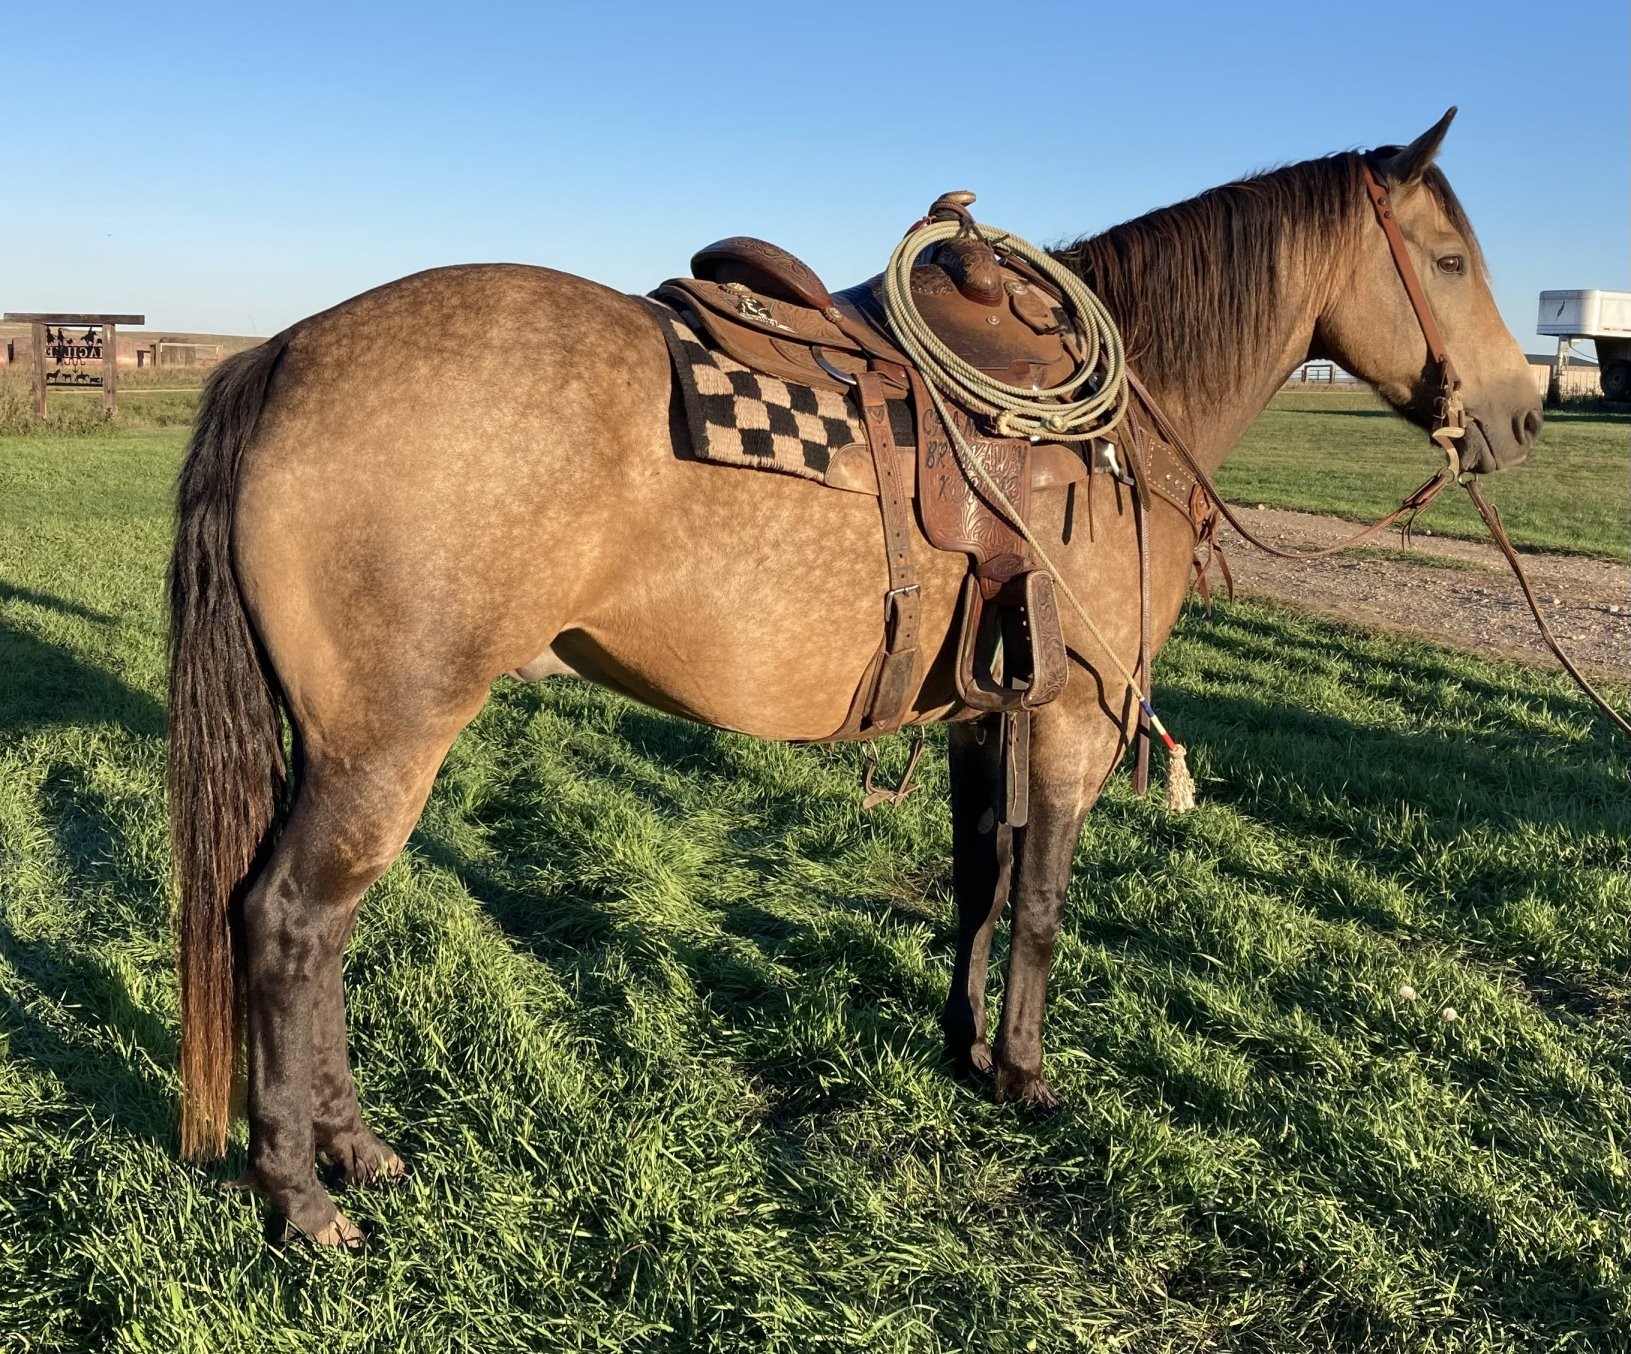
[1141,155,1631,738]
[1360,160,1468,469]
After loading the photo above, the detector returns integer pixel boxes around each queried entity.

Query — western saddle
[652,193,1106,815]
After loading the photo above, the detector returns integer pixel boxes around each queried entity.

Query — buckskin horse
[168,111,1541,1246]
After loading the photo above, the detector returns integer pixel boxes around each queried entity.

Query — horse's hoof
[941,1013,994,1079]
[346,1143,406,1188]
[312,1212,367,1252]
[994,1066,1067,1117]
[273,1209,366,1253]
[944,1032,996,1081]
[320,1130,408,1189]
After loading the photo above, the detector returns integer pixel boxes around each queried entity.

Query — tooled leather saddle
[651,193,1118,808]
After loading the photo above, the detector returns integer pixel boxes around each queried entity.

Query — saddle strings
[879,220,1195,811]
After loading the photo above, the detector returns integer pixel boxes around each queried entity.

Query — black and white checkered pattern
[647,301,860,481]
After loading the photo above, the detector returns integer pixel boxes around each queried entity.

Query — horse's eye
[1437,255,1465,276]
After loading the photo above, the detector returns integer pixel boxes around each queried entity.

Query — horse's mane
[1052,152,1481,400]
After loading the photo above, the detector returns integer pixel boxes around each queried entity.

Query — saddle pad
[644,298,860,482]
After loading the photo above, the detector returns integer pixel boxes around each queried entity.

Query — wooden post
[29,322,47,421]
[102,323,118,417]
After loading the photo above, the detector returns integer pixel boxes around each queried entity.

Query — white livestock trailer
[1537,289,1631,401]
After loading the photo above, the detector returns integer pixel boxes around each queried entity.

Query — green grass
[0,369,204,437]
[1219,392,1630,561]
[1,428,1628,1352]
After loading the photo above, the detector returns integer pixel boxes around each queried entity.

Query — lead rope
[880,217,1196,811]
[1131,379,1631,742]
[1461,477,1631,738]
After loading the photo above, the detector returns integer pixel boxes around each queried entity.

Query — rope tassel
[1141,700,1196,813]
[1165,744,1196,813]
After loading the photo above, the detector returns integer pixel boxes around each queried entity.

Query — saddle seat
[670,234,1081,395]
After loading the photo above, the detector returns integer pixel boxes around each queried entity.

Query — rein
[1138,159,1629,738]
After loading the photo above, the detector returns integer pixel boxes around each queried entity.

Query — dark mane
[1052,153,1480,401]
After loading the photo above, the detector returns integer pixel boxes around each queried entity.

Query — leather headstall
[1360,160,1467,466]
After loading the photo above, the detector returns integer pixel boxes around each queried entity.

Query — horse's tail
[167,333,291,1159]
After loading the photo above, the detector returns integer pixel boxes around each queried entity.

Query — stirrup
[954,570,1069,713]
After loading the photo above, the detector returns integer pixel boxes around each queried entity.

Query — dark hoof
[994,1066,1068,1117]
[942,1012,994,1080]
[947,1040,996,1083]
[1022,1085,1068,1120]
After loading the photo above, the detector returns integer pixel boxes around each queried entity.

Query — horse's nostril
[1519,408,1543,445]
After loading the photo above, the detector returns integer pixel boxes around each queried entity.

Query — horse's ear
[1374,107,1457,186]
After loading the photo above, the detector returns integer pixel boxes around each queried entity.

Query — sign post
[3,312,145,420]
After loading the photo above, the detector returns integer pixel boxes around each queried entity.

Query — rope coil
[880,219,1128,442]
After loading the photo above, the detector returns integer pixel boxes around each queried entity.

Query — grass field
[2,428,1628,1352]
[0,368,205,438]
[1219,391,1630,562]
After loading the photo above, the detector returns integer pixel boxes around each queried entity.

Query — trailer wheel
[1602,360,1631,401]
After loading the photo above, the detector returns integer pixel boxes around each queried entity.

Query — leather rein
[1138,159,1630,738]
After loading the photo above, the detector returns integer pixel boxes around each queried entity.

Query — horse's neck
[1134,301,1320,476]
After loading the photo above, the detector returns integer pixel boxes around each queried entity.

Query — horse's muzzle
[1462,406,1540,473]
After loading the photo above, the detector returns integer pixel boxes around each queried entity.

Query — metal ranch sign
[44,325,106,387]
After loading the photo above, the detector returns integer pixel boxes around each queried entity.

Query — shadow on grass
[0,580,115,623]
[1163,607,1626,833]
[415,695,971,1132]
[0,581,163,737]
[1273,406,1398,420]
[0,930,177,1150]
[1,763,176,1151]
[406,653,1627,1344]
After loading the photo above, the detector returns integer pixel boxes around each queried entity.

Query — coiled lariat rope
[882,219,1129,439]
[880,217,1195,811]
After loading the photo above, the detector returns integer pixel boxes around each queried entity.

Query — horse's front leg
[991,699,1126,1109]
[941,714,1015,1077]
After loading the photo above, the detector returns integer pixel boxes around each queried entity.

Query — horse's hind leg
[311,905,403,1187]
[241,720,465,1246]
[941,715,1015,1076]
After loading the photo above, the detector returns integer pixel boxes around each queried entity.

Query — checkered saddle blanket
[644,298,873,483]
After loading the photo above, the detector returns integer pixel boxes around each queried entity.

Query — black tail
[167,334,291,1158]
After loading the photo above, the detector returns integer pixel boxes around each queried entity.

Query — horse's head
[1315,109,1541,472]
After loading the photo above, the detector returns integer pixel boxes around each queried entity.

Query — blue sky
[6,1,1625,353]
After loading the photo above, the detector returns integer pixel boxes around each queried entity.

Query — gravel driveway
[1212,506,1630,679]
